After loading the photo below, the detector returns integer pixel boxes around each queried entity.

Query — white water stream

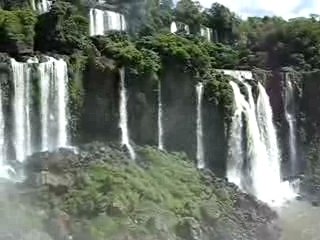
[284,75,298,175]
[196,82,205,169]
[119,68,135,159]
[89,8,126,36]
[226,70,296,205]
[158,80,164,150]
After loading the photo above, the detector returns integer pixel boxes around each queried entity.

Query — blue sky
[195,0,320,19]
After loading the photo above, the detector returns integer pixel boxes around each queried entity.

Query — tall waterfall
[158,80,164,150]
[227,81,246,188]
[11,59,34,162]
[38,57,69,151]
[196,82,204,169]
[89,8,126,36]
[119,68,135,159]
[9,57,69,163]
[226,71,295,205]
[284,75,297,175]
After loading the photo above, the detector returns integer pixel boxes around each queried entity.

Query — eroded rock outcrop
[16,142,280,240]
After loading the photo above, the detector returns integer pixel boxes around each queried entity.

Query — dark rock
[176,217,202,240]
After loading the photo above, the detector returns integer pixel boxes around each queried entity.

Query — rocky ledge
[1,142,279,240]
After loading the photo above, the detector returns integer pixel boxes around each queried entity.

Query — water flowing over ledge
[196,82,204,169]
[225,70,296,206]
[284,73,298,176]
[0,57,70,178]
[119,67,135,160]
[30,0,52,14]
[158,80,164,150]
[89,8,126,36]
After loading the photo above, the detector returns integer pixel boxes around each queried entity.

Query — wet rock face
[161,64,197,159]
[79,60,120,143]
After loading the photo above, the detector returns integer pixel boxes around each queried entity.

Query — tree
[175,0,203,34]
[205,2,241,44]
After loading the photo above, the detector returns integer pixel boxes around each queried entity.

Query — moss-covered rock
[22,142,279,240]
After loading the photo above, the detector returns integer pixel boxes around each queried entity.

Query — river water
[279,200,320,240]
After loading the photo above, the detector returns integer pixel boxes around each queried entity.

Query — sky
[195,0,320,19]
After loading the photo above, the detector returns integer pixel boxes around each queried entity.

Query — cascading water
[226,71,296,205]
[119,68,135,159]
[243,82,274,201]
[284,75,297,175]
[89,8,126,36]
[105,10,126,31]
[158,80,164,150]
[11,59,33,162]
[227,81,247,188]
[257,83,282,178]
[170,22,177,33]
[196,82,205,169]
[0,85,12,179]
[30,0,51,13]
[200,27,212,41]
[38,57,69,151]
[10,57,69,162]
[89,8,105,36]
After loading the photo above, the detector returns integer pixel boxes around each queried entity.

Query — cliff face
[127,71,158,146]
[74,59,229,172]
[78,57,120,143]
[161,63,197,159]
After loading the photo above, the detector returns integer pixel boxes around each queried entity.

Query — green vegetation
[68,53,87,140]
[92,32,161,75]
[34,1,90,54]
[0,9,36,54]
[23,144,270,240]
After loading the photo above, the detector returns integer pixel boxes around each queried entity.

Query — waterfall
[243,82,273,201]
[89,8,126,36]
[170,22,177,33]
[196,82,205,169]
[158,80,164,150]
[119,68,135,159]
[89,8,105,36]
[105,10,126,31]
[37,0,51,13]
[7,57,70,167]
[11,59,33,162]
[227,81,246,188]
[226,71,295,205]
[257,82,282,180]
[200,27,212,41]
[284,75,297,175]
[38,57,69,151]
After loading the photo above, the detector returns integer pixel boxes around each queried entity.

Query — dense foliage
[0,9,36,54]
[34,1,90,54]
[91,32,161,74]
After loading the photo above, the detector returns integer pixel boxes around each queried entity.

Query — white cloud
[196,0,320,19]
